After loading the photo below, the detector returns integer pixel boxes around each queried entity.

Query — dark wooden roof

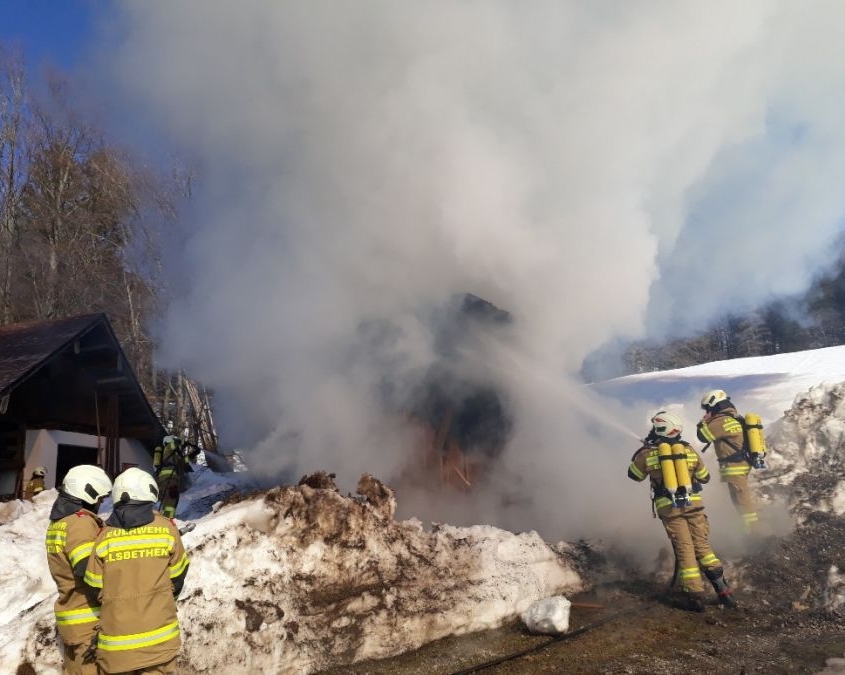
[0,314,106,396]
[0,313,164,447]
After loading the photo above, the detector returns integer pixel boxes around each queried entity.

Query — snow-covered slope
[592,344,845,424]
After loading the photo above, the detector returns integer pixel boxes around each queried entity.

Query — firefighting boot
[670,590,706,612]
[704,567,737,608]
[685,592,706,613]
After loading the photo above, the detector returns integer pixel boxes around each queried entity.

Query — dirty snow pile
[730,380,845,618]
[759,381,845,519]
[0,472,584,674]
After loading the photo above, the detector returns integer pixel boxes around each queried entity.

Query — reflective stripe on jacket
[153,443,189,473]
[84,511,189,672]
[696,406,747,464]
[46,509,104,645]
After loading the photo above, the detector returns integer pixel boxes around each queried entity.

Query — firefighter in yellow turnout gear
[629,411,736,611]
[696,389,765,533]
[24,466,48,500]
[153,435,194,518]
[85,467,189,674]
[45,465,113,674]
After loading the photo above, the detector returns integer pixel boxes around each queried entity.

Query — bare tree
[0,43,223,449]
[0,48,28,322]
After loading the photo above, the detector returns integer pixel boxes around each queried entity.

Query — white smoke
[94,1,845,542]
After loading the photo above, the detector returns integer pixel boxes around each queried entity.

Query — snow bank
[760,382,845,519]
[3,475,584,675]
[178,477,583,674]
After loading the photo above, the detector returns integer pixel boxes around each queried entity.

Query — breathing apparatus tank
[658,443,680,505]
[672,443,693,506]
[744,412,768,469]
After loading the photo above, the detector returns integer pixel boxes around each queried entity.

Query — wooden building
[403,293,513,492]
[0,313,165,500]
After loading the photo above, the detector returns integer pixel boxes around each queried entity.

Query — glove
[692,481,703,493]
[751,453,768,470]
[82,632,98,663]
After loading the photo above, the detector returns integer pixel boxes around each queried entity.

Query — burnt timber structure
[0,313,164,499]
[405,293,514,491]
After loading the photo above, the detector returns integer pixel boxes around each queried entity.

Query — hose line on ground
[447,603,653,675]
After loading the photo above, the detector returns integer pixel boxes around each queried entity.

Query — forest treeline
[0,47,199,434]
[617,253,845,375]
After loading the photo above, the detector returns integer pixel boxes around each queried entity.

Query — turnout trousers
[103,655,177,674]
[720,464,759,532]
[659,506,721,594]
[155,470,182,519]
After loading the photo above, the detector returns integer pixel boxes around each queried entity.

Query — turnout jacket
[696,404,751,476]
[85,506,189,673]
[24,476,45,501]
[627,440,711,516]
[153,441,191,480]
[46,499,105,646]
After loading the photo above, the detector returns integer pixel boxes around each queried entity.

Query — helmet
[112,468,159,504]
[162,435,181,447]
[651,411,683,439]
[62,465,112,505]
[33,466,47,478]
[701,389,729,410]
[111,467,158,504]
[112,467,159,503]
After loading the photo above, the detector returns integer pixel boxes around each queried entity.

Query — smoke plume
[96,1,845,546]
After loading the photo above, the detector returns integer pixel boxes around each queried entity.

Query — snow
[4,344,845,674]
[592,344,845,424]
[521,596,572,635]
[0,472,582,674]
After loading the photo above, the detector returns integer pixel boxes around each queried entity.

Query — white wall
[0,471,16,496]
[23,429,153,488]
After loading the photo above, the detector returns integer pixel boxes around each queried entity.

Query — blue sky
[0,0,107,70]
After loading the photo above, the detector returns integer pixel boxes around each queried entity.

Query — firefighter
[628,411,736,611]
[45,464,113,675]
[24,466,48,500]
[696,389,760,533]
[153,435,195,518]
[84,467,189,675]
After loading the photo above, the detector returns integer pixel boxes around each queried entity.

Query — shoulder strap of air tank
[719,417,750,464]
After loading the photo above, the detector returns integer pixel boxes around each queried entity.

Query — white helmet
[701,389,729,410]
[62,465,112,505]
[651,411,683,439]
[162,435,180,446]
[33,466,47,478]
[112,467,159,504]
